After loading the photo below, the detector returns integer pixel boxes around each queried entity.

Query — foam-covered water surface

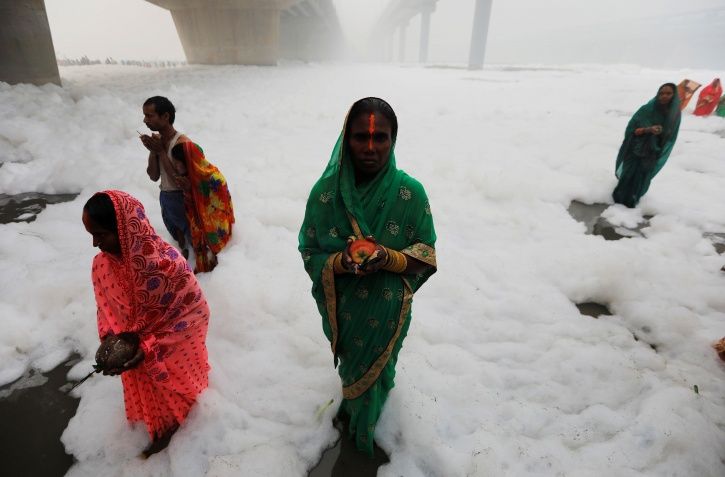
[1,63,725,476]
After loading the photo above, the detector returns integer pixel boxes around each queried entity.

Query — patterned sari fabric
[694,79,723,117]
[613,91,681,208]
[91,190,210,439]
[181,142,235,272]
[299,120,437,455]
[677,79,701,111]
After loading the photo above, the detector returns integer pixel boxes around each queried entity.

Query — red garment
[694,79,723,117]
[91,190,210,439]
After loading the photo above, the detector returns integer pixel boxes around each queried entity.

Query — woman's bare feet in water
[141,423,180,458]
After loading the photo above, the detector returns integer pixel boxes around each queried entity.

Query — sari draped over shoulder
[299,123,437,455]
[613,93,681,208]
[181,142,235,272]
[694,79,723,117]
[91,190,210,439]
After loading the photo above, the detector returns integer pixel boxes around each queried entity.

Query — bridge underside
[0,0,342,86]
[148,0,342,65]
[280,0,343,61]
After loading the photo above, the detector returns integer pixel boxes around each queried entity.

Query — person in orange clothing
[170,142,235,273]
[82,190,210,457]
[694,78,722,117]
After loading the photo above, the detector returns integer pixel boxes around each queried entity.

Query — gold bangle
[382,247,407,273]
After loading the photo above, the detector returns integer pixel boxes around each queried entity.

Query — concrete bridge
[0,0,492,87]
[146,0,342,65]
[372,0,493,69]
[0,0,342,86]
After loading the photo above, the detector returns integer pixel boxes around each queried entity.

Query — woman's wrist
[382,247,407,273]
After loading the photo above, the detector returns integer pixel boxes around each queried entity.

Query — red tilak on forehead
[368,113,375,149]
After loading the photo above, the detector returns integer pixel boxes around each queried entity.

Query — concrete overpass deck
[0,0,342,86]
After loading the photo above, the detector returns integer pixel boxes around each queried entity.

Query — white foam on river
[1,62,725,476]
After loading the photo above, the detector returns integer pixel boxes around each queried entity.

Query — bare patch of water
[0,192,78,223]
[0,355,81,477]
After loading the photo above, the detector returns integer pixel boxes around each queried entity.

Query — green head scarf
[299,98,436,303]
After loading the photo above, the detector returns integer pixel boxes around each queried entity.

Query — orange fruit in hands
[349,239,377,264]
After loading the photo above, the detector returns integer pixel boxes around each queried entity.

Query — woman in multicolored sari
[82,190,210,456]
[613,83,681,208]
[171,142,234,272]
[299,97,437,456]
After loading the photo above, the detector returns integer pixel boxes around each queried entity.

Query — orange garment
[694,79,722,117]
[677,79,702,111]
[91,190,210,439]
[181,142,235,272]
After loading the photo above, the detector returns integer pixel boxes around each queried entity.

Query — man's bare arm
[147,151,160,181]
[158,149,185,177]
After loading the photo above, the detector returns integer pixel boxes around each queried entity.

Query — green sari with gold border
[299,125,436,455]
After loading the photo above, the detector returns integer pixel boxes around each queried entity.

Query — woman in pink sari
[82,190,210,456]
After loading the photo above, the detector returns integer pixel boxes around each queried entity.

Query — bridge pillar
[385,34,394,62]
[147,0,298,65]
[0,0,60,86]
[418,9,432,63]
[398,22,408,62]
[468,0,493,69]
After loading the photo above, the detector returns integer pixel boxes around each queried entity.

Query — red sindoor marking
[368,113,376,150]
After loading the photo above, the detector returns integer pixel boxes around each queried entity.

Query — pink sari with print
[91,190,210,439]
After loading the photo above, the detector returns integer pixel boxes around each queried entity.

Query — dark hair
[659,83,677,94]
[143,96,176,124]
[345,97,398,143]
[83,193,117,233]
[171,143,185,163]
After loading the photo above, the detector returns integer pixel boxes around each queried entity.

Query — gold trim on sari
[402,243,437,268]
[347,212,364,239]
[321,254,338,357]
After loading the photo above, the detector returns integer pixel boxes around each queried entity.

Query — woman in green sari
[612,83,681,208]
[299,98,437,455]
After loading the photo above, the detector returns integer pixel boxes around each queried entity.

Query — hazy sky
[45,0,725,66]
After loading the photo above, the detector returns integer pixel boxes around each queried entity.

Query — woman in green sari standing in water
[613,83,681,208]
[299,97,437,455]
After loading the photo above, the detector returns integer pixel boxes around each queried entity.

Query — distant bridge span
[372,0,493,68]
